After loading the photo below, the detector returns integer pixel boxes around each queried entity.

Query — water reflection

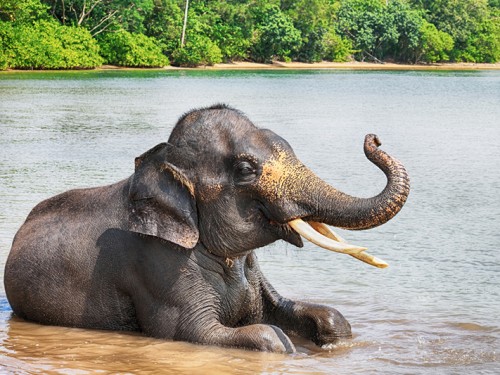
[0,306,346,375]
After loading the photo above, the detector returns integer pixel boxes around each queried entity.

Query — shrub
[7,20,102,69]
[98,30,169,67]
[321,28,353,62]
[171,34,222,67]
[57,25,103,68]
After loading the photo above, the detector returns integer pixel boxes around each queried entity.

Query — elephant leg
[198,323,296,353]
[260,277,352,347]
[135,303,295,353]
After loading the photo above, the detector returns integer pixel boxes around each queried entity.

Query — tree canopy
[1,0,499,69]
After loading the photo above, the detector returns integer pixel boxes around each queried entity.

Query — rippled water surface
[0,69,499,374]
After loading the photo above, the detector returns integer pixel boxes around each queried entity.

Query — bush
[98,30,169,67]
[58,25,103,68]
[321,28,353,62]
[8,20,102,69]
[171,34,222,67]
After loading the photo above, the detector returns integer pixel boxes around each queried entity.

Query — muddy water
[0,70,499,374]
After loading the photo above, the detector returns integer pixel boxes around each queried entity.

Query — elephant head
[128,104,410,266]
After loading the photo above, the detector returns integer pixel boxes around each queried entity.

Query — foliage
[415,21,454,63]
[4,19,102,69]
[171,33,222,67]
[250,4,302,62]
[1,0,499,70]
[321,28,354,62]
[144,0,183,55]
[0,0,49,22]
[410,0,500,62]
[0,21,13,69]
[41,0,155,36]
[98,29,169,67]
[336,0,392,61]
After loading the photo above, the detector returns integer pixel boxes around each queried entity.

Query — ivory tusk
[288,219,367,255]
[308,221,346,243]
[307,221,388,269]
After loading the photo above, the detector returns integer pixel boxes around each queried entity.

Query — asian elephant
[4,105,410,353]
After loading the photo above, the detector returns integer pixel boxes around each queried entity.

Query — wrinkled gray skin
[4,105,409,352]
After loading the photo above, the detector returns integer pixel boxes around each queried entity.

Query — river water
[0,69,499,374]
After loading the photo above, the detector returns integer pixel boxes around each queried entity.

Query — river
[0,69,499,374]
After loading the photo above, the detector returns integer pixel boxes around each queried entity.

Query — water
[0,69,499,374]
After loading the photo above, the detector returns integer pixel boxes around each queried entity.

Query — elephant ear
[128,143,199,249]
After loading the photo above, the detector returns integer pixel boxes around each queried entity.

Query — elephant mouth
[288,219,388,268]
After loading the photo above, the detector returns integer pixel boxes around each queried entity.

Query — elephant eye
[235,160,257,184]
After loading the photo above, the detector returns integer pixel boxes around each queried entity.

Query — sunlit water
[0,69,499,374]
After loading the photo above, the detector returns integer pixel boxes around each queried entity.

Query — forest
[0,0,499,69]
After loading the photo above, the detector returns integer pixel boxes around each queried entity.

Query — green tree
[410,0,500,62]
[144,0,183,55]
[207,1,252,61]
[168,1,224,66]
[0,21,14,69]
[416,20,454,62]
[250,4,302,62]
[42,0,154,36]
[336,0,399,61]
[384,0,424,61]
[282,0,333,62]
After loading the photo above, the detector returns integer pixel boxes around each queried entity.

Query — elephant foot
[199,323,295,353]
[297,304,352,346]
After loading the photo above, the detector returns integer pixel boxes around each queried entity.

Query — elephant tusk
[288,218,367,255]
[308,221,346,243]
[307,221,388,269]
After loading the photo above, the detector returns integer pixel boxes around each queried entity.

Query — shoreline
[209,61,500,71]
[3,61,500,73]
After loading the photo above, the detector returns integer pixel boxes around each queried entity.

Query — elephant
[4,104,410,353]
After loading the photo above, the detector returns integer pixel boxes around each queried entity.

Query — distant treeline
[1,0,499,70]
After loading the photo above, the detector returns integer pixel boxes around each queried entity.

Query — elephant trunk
[273,134,409,268]
[305,134,410,230]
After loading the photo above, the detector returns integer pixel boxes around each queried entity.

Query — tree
[0,21,14,69]
[410,0,500,62]
[384,0,424,61]
[336,0,399,61]
[42,0,154,36]
[282,0,332,62]
[415,20,454,62]
[144,0,184,55]
[250,4,301,62]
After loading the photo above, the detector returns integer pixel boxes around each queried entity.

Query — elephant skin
[4,105,409,352]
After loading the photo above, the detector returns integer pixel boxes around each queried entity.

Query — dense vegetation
[1,0,499,69]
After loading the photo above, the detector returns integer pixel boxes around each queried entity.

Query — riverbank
[211,61,500,70]
[98,61,500,71]
[3,61,499,73]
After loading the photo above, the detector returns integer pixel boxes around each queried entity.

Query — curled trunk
[299,134,410,230]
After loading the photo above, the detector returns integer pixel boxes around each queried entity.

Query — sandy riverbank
[100,60,500,71]
[206,61,500,71]
[4,61,499,73]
